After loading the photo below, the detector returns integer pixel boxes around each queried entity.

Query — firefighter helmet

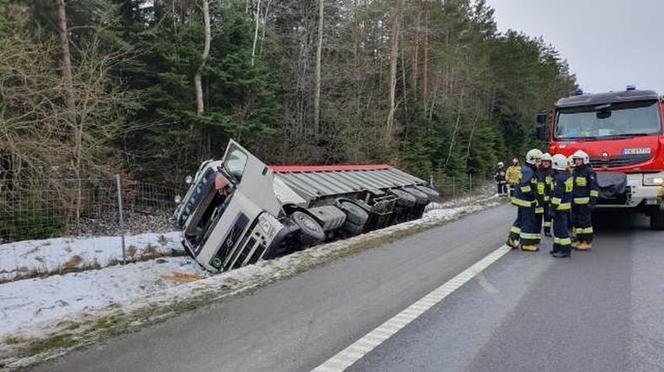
[572,150,589,165]
[525,149,543,165]
[552,154,568,171]
[541,153,553,163]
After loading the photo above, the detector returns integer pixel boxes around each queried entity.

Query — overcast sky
[485,0,664,94]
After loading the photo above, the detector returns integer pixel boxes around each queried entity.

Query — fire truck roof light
[572,89,584,96]
[626,84,636,91]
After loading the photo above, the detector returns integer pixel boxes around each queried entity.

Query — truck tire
[415,186,440,202]
[291,211,326,245]
[342,221,365,236]
[403,187,429,205]
[390,189,417,208]
[650,209,664,230]
[337,201,369,226]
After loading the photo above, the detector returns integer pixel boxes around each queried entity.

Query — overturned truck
[174,140,439,273]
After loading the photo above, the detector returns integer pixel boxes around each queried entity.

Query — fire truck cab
[538,86,664,229]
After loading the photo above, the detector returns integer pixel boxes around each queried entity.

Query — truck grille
[589,154,651,169]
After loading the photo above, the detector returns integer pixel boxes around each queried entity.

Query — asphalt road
[34,205,664,372]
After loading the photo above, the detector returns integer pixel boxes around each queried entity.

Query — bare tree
[195,0,211,115]
[422,9,429,106]
[251,0,262,66]
[384,0,404,144]
[313,0,325,139]
[55,0,74,110]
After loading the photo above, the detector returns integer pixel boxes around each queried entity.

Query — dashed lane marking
[311,244,511,372]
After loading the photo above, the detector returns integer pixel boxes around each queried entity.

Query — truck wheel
[390,189,417,208]
[650,209,664,230]
[342,221,365,236]
[338,201,369,226]
[416,186,440,202]
[291,211,326,245]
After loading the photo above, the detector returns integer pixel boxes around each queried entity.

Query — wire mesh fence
[0,177,182,244]
[431,173,493,200]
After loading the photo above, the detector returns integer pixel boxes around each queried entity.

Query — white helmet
[525,149,543,165]
[497,162,504,167]
[552,154,568,171]
[572,150,589,165]
[541,153,553,163]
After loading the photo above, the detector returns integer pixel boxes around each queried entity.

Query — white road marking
[311,244,511,372]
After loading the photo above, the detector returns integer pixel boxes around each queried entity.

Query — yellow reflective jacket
[506,165,522,185]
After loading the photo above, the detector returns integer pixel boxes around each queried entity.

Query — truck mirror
[536,112,547,125]
[536,125,547,141]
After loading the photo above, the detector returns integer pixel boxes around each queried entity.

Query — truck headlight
[643,173,664,186]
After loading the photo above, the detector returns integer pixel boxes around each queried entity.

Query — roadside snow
[0,257,205,340]
[0,232,183,283]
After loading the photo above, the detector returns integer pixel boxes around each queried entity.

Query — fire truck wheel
[650,209,664,230]
[338,201,369,226]
[291,211,326,245]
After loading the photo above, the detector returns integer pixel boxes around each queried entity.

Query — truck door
[222,140,283,217]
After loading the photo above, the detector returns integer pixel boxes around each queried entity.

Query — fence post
[469,174,473,194]
[115,174,127,265]
[452,176,456,198]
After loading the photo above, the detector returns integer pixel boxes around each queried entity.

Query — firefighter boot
[507,238,519,249]
[521,244,539,252]
[575,241,591,251]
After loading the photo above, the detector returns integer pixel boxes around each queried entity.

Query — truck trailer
[174,140,439,273]
[537,86,664,229]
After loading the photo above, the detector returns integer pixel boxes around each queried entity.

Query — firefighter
[537,153,555,237]
[550,154,574,258]
[506,157,522,197]
[506,149,542,252]
[571,150,598,250]
[494,162,508,195]
[567,155,576,240]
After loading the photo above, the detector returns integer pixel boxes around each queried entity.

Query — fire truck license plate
[623,148,651,155]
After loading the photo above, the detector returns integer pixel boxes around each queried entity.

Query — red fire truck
[537,86,664,229]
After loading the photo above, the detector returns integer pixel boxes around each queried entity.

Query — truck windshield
[554,100,661,140]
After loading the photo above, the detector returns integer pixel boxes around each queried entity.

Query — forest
[0,0,577,187]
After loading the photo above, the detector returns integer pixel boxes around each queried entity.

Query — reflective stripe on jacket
[551,171,573,211]
[511,165,537,208]
[506,165,522,185]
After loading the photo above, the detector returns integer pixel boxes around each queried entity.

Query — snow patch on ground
[0,257,205,339]
[0,232,183,283]
[0,194,503,369]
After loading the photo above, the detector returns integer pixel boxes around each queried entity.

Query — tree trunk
[313,0,325,139]
[55,0,80,229]
[384,1,403,144]
[422,9,429,106]
[259,0,273,56]
[411,12,420,94]
[195,0,211,116]
[55,0,74,110]
[444,88,465,168]
[251,0,262,66]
